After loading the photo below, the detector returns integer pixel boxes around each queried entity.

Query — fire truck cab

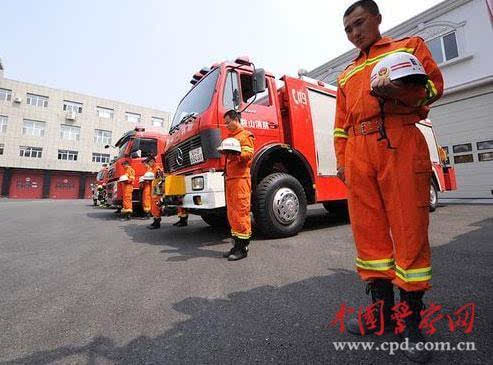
[106,127,167,210]
[163,57,456,237]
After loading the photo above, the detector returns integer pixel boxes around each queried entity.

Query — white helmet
[118,174,129,182]
[217,138,241,153]
[138,176,144,183]
[370,52,428,87]
[143,172,155,181]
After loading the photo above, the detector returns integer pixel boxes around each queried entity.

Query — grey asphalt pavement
[0,199,492,364]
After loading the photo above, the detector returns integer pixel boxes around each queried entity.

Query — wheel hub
[430,185,437,206]
[272,187,299,225]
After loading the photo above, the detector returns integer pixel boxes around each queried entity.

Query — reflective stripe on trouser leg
[345,137,395,282]
[374,125,432,291]
[226,178,251,240]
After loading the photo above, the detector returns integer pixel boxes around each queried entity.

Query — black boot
[147,217,161,230]
[347,279,395,336]
[228,238,249,261]
[173,216,188,227]
[223,238,239,258]
[120,213,131,221]
[399,289,431,364]
[141,212,151,220]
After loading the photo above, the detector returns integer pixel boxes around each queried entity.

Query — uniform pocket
[414,159,432,207]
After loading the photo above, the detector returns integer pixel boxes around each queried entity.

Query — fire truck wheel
[254,173,307,238]
[430,180,438,212]
[200,211,230,229]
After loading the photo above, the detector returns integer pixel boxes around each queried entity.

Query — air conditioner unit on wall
[66,111,76,120]
[14,97,22,103]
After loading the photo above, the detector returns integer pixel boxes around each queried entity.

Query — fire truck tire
[201,211,230,229]
[253,173,307,238]
[322,200,350,221]
[430,180,438,212]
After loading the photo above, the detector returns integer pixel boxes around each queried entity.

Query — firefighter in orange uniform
[120,160,135,221]
[220,110,254,261]
[143,156,164,229]
[334,1,443,362]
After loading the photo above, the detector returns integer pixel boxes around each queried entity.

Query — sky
[0,0,444,114]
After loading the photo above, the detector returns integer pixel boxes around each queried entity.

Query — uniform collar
[355,36,394,60]
[228,125,244,137]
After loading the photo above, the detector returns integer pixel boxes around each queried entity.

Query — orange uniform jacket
[334,36,444,169]
[225,126,255,240]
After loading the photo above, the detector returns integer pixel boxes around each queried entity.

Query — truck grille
[165,135,202,172]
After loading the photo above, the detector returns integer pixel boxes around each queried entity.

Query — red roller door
[85,175,97,199]
[9,171,44,199]
[49,174,80,199]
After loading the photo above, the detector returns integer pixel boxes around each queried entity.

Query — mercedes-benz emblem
[176,148,184,166]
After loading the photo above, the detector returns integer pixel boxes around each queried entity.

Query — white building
[0,59,171,198]
[308,0,493,198]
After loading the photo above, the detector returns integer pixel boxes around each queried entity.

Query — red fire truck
[106,127,167,211]
[162,57,456,237]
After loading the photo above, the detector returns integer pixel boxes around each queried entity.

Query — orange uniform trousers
[345,122,432,291]
[142,182,152,214]
[226,177,252,240]
[121,182,134,214]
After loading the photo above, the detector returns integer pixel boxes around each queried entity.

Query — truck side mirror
[253,68,266,94]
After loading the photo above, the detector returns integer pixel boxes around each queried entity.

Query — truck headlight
[192,176,204,191]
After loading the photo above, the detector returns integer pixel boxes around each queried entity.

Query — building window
[58,149,78,161]
[92,153,110,163]
[452,143,472,154]
[426,31,459,65]
[63,100,83,113]
[477,140,493,151]
[152,117,164,127]
[97,106,114,119]
[478,152,493,162]
[0,115,7,134]
[20,146,42,158]
[126,112,141,124]
[26,93,49,108]
[23,119,46,137]
[0,143,4,155]
[453,154,473,164]
[60,124,81,141]
[94,129,112,145]
[0,88,12,102]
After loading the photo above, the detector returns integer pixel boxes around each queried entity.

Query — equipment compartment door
[307,88,337,176]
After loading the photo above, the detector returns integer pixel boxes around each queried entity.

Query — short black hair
[344,0,380,17]
[122,160,130,165]
[224,109,241,121]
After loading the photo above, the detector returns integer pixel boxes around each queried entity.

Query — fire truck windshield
[170,68,220,131]
[118,141,130,158]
